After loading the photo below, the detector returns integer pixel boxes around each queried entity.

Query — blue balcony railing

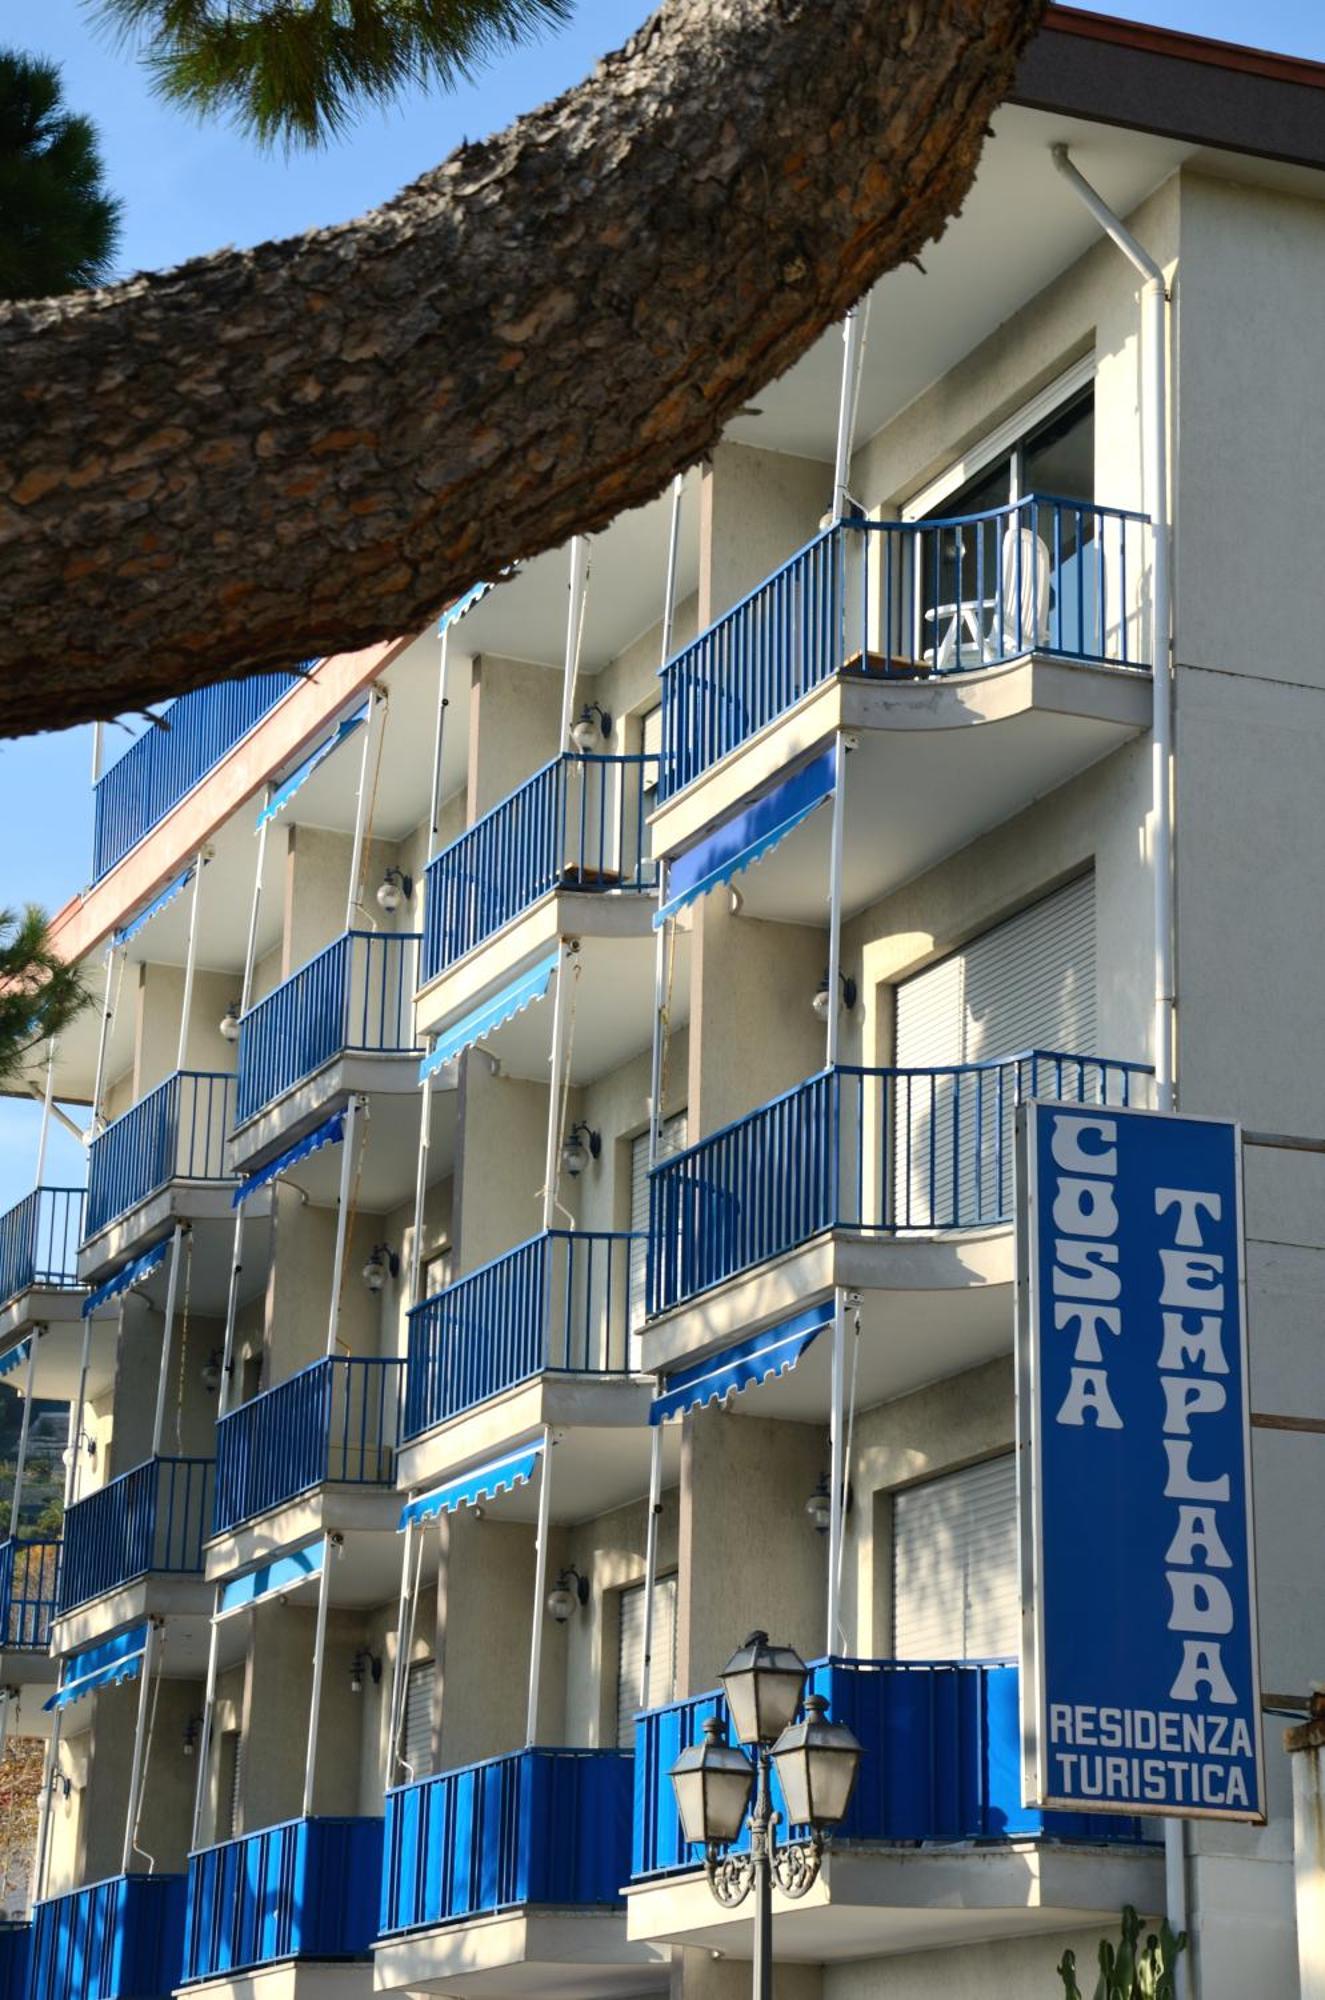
[86,1072,234,1241]
[658,494,1150,798]
[0,1536,61,1649]
[380,1748,633,1936]
[181,1816,383,1980]
[403,1229,637,1443]
[0,1920,29,2000]
[213,1355,403,1536]
[92,670,304,883]
[421,753,657,983]
[28,1872,186,2000]
[648,1050,1150,1315]
[632,1659,1142,1880]
[58,1456,214,1615]
[0,1187,84,1309]
[236,930,420,1126]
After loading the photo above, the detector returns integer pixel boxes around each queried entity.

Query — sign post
[1017,1100,1264,1821]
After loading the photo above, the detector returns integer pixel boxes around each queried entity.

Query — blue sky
[1,0,1322,1208]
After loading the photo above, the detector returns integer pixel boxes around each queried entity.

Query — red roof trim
[1044,6,1325,92]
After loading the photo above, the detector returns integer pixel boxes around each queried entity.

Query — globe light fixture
[219,1002,242,1043]
[811,970,858,1022]
[362,1245,400,1294]
[570,701,612,752]
[805,1474,831,1535]
[545,1566,590,1623]
[561,1123,601,1177]
[376,867,413,914]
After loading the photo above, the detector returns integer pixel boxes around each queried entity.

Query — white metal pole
[190,1591,222,1851]
[175,851,208,1074]
[345,692,385,933]
[428,625,452,864]
[386,1515,418,1784]
[216,1207,247,1422]
[325,1098,362,1356]
[639,1422,665,1708]
[240,797,272,1017]
[824,732,848,1069]
[0,1689,9,1771]
[34,1039,57,1186]
[90,948,120,1134]
[525,1430,553,1745]
[64,1315,94,1512]
[832,307,867,522]
[120,1620,159,1873]
[408,1063,434,1307]
[660,474,684,667]
[302,1535,334,1817]
[90,721,105,786]
[9,1332,39,1538]
[33,1705,63,1903]
[541,948,574,1232]
[559,539,589,749]
[826,1290,847,1653]
[150,1223,187,1459]
[648,882,668,1170]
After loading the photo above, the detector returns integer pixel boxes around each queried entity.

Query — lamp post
[669,1632,862,2000]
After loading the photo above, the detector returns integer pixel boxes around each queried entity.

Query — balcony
[235,928,420,1129]
[180,1816,383,1983]
[628,1661,1159,1958]
[0,1536,61,1652]
[376,1748,665,1999]
[91,670,302,883]
[420,753,656,986]
[657,495,1148,802]
[0,1187,84,1316]
[85,1071,234,1247]
[212,1354,403,1539]
[27,1873,186,2000]
[58,1455,214,1619]
[647,1051,1149,1319]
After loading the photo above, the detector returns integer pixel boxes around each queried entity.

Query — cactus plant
[1057,1905,1188,2000]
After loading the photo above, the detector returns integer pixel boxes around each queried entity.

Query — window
[616,1575,677,1749]
[892,1456,1017,1660]
[216,1730,242,1843]
[629,1115,687,1330]
[402,1659,436,1779]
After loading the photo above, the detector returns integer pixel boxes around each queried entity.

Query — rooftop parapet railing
[85,1071,234,1241]
[58,1454,214,1615]
[182,1816,383,1980]
[91,670,305,884]
[403,1228,639,1444]
[0,1187,85,1308]
[631,1659,1143,1880]
[0,1535,61,1650]
[658,494,1151,799]
[213,1354,403,1536]
[235,929,420,1126]
[421,753,657,984]
[647,1049,1151,1316]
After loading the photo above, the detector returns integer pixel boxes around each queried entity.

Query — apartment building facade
[0,12,1323,2000]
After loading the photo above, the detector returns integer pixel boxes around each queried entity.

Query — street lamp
[668,1632,862,2000]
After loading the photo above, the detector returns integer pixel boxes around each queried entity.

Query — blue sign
[1017,1101,1263,1821]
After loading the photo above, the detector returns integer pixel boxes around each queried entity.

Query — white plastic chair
[925,523,1052,670]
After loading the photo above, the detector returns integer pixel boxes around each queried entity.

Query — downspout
[1051,145,1187,1996]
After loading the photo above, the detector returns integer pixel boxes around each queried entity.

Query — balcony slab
[175,1966,370,2000]
[228,1052,423,1173]
[0,1285,87,1354]
[51,1573,213,1660]
[205,1486,401,1583]
[373,1910,669,2000]
[79,1185,270,1288]
[625,1841,1163,1961]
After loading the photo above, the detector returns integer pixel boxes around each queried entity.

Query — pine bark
[0,0,1044,736]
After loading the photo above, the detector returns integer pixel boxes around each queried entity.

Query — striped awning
[399,1441,543,1529]
[649,1299,834,1425]
[439,580,496,633]
[257,704,369,828]
[46,1623,149,1710]
[232,1110,345,1207]
[219,1541,324,1617]
[656,747,836,927]
[113,862,196,947]
[82,1235,171,1317]
[419,951,560,1081]
[0,1338,31,1379]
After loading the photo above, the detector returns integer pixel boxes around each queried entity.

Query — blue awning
[257,704,369,828]
[113,863,196,947]
[649,1299,835,1425]
[45,1623,149,1710]
[232,1111,345,1207]
[399,1441,544,1529]
[656,747,836,926]
[82,1235,171,1317]
[420,951,560,1081]
[439,580,495,633]
[0,1338,31,1379]
[219,1540,324,1618]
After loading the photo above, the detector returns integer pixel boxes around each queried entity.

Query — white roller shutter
[630,1114,687,1330]
[616,1574,677,1748]
[403,1659,436,1779]
[641,705,663,794]
[892,1454,1018,1660]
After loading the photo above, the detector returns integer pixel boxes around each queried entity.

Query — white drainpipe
[1051,144,1186,1995]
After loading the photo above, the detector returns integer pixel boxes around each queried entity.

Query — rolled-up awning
[82,1235,171,1317]
[649,1298,834,1425]
[419,950,560,1081]
[257,704,369,828]
[399,1441,543,1529]
[218,1540,324,1617]
[232,1110,345,1207]
[45,1623,150,1710]
[656,746,836,927]
[113,862,196,948]
[0,1338,31,1379]
[439,580,496,633]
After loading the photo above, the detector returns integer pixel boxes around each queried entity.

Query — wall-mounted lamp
[811,969,858,1022]
[376,867,414,915]
[182,1716,202,1757]
[805,1473,852,1535]
[200,1351,223,1395]
[61,1430,96,1471]
[362,1245,400,1294]
[350,1650,383,1695]
[545,1566,590,1623]
[219,1002,242,1044]
[570,702,612,753]
[561,1124,601,1178]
